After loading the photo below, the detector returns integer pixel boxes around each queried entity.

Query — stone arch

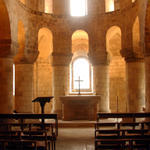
[106,26,127,112]
[106,26,121,58]
[0,0,11,40]
[70,30,93,94]
[34,27,53,113]
[72,30,89,58]
[0,0,13,113]
[38,27,53,58]
[0,0,11,57]
[132,16,142,57]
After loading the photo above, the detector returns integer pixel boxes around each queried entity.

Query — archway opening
[34,28,53,113]
[70,30,93,94]
[106,26,126,112]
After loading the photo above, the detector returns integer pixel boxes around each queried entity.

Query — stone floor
[56,128,95,150]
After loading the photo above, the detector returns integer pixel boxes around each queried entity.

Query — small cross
[75,76,83,95]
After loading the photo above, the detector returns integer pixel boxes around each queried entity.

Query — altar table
[60,95,100,121]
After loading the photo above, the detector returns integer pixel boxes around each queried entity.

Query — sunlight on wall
[70,0,87,16]
[105,0,114,12]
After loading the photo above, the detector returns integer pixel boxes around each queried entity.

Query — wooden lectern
[32,97,53,124]
[32,97,53,114]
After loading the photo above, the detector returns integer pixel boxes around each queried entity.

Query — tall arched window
[70,0,87,16]
[70,57,93,93]
[45,0,53,13]
[105,0,114,12]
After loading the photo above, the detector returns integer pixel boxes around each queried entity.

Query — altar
[60,95,100,121]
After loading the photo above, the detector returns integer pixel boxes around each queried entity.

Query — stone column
[0,57,13,113]
[51,53,72,118]
[89,53,110,112]
[15,62,34,113]
[0,39,14,114]
[126,60,145,112]
[122,50,145,112]
[14,44,38,113]
[145,56,150,112]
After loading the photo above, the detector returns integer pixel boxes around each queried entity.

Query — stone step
[58,120,96,128]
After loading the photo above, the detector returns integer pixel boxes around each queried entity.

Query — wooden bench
[0,114,58,150]
[95,112,150,150]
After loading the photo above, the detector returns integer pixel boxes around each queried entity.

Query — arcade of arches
[0,0,150,119]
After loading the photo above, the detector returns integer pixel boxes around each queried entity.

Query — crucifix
[75,76,83,95]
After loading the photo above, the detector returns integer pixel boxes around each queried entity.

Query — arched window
[70,0,87,16]
[105,0,114,12]
[45,0,53,13]
[70,57,93,93]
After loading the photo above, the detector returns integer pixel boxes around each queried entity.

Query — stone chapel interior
[0,0,150,120]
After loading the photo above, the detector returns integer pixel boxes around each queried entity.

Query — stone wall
[0,0,149,114]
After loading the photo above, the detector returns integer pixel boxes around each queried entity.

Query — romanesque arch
[70,30,92,94]
[0,0,13,113]
[34,27,53,113]
[106,26,127,112]
[0,0,11,40]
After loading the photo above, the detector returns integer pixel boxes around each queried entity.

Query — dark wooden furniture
[0,113,58,150]
[95,113,150,150]
[32,97,53,114]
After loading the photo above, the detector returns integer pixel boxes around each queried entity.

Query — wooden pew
[95,112,150,150]
[0,113,58,150]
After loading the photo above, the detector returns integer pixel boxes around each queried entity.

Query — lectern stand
[32,97,53,123]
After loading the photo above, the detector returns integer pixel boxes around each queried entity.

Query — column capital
[121,48,144,62]
[51,52,73,66]
[88,52,110,65]
[15,48,39,64]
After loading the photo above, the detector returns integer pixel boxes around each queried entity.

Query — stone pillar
[51,53,72,118]
[0,57,13,113]
[122,50,145,112]
[89,53,110,112]
[145,56,150,112]
[126,60,145,112]
[14,42,38,113]
[15,62,34,113]
[0,39,14,114]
